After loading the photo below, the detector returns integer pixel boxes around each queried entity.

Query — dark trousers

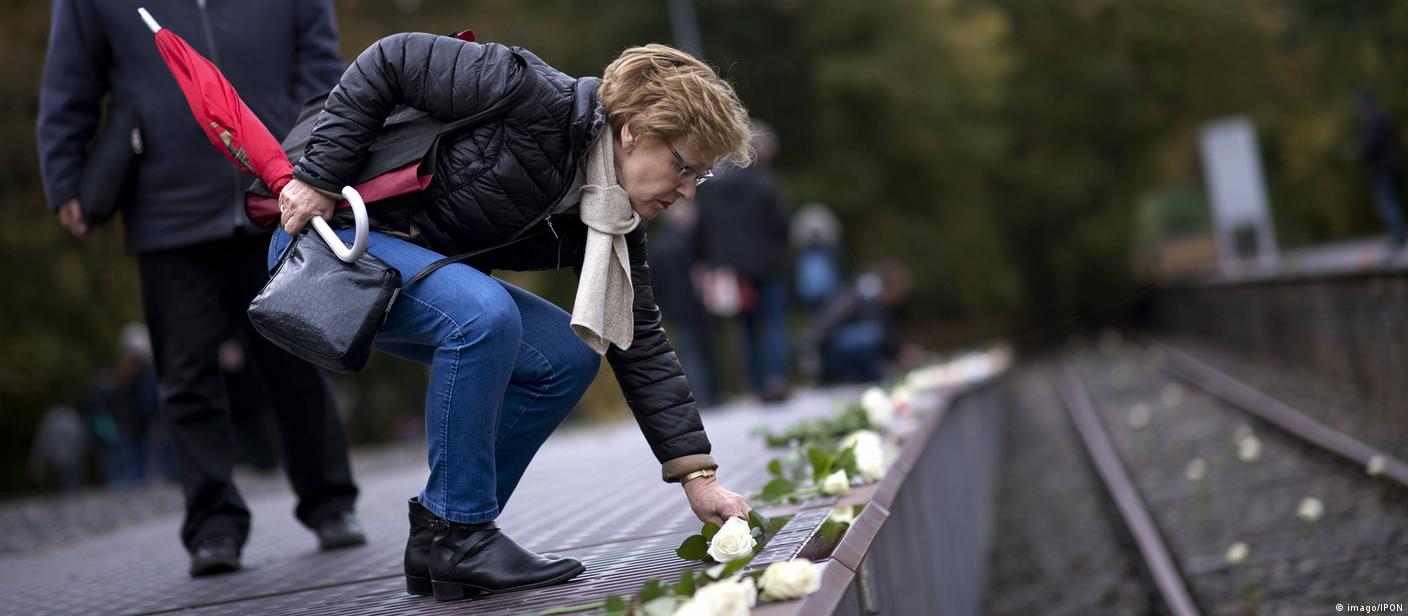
[138,232,358,551]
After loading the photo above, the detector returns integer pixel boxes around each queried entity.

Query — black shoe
[405,498,578,597]
[428,520,585,601]
[189,537,241,577]
[316,511,367,550]
[405,498,437,596]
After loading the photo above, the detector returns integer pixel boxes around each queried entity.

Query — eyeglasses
[668,143,714,186]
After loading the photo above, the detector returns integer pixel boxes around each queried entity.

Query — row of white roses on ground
[538,511,825,615]
[756,356,1006,540]
[546,352,1012,616]
[752,382,915,506]
[594,381,916,615]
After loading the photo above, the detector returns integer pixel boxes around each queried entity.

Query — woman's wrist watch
[681,468,716,484]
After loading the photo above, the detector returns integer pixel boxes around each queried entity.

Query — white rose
[890,385,913,413]
[828,507,856,525]
[1126,403,1152,428]
[758,559,823,601]
[672,600,714,616]
[1297,497,1324,522]
[820,470,850,496]
[677,576,756,616]
[1237,435,1262,462]
[840,430,886,482]
[1367,455,1387,476]
[854,445,885,482]
[706,517,757,563]
[860,387,894,430]
[840,429,882,452]
[1225,541,1249,564]
[1184,458,1206,482]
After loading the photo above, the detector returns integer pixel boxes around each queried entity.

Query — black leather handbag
[248,222,545,373]
[248,231,401,373]
[79,106,143,226]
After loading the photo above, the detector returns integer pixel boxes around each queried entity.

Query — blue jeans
[270,229,600,524]
[743,277,791,394]
[1373,175,1406,247]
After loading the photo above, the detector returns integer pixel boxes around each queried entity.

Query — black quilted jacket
[293,32,714,477]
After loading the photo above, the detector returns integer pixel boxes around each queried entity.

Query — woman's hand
[683,475,751,526]
[280,178,337,234]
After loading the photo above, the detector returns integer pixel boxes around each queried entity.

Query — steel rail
[1145,338,1408,489]
[1051,360,1203,616]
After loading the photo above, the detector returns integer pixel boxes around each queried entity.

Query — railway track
[1044,338,1408,614]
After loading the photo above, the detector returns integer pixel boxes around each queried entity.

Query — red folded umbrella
[140,8,293,197]
[140,9,480,232]
[138,8,368,262]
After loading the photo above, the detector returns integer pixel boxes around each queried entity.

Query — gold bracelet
[681,468,716,484]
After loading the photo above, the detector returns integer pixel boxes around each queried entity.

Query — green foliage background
[3,0,1405,493]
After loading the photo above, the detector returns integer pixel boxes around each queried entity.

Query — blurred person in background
[1357,89,1406,252]
[275,35,756,600]
[84,322,161,487]
[649,199,721,407]
[36,0,363,577]
[789,202,845,315]
[28,405,87,492]
[694,121,793,402]
[804,261,914,384]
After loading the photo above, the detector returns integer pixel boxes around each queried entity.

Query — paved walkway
[0,388,861,616]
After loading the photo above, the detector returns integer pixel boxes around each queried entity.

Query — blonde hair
[598,44,753,168]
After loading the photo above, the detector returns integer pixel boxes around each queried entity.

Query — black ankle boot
[429,519,585,601]
[406,498,577,596]
[404,498,437,596]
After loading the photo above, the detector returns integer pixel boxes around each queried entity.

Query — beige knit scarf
[570,133,641,354]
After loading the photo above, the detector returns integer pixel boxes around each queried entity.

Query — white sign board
[1199,116,1278,269]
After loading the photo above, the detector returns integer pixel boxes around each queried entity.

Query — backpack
[795,245,842,308]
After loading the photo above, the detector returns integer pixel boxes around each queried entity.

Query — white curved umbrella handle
[309,186,369,263]
[138,8,161,33]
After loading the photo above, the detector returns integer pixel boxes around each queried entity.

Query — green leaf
[748,509,772,533]
[640,579,666,602]
[602,595,628,616]
[701,522,720,541]
[674,567,697,597]
[640,596,678,616]
[719,554,755,578]
[676,534,709,561]
[760,478,795,503]
[834,444,857,475]
[767,458,784,478]
[808,446,833,482]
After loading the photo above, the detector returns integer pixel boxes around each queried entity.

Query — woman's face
[613,124,706,221]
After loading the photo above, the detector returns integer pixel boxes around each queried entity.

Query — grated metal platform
[0,389,861,616]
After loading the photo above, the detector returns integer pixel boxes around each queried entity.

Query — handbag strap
[402,224,548,288]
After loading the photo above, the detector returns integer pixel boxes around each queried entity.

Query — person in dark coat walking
[649,199,721,407]
[693,123,793,401]
[36,0,363,577]
[276,34,755,600]
[1358,90,1406,250]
